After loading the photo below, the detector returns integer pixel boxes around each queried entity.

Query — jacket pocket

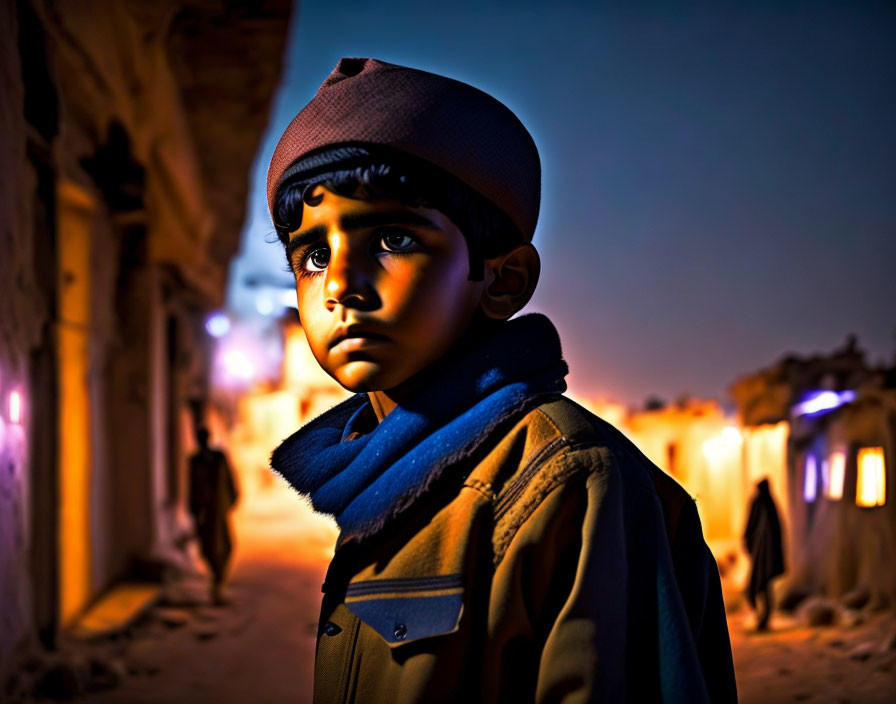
[344,574,464,647]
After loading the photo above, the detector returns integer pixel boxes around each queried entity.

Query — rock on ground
[799,596,838,627]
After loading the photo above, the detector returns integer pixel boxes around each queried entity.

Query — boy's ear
[478,244,540,320]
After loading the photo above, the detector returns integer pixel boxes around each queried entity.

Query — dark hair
[271,145,525,280]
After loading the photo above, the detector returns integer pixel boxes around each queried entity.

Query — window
[8,390,22,424]
[856,447,886,508]
[827,450,846,500]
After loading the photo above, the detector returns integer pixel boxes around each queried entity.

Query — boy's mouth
[329,326,391,351]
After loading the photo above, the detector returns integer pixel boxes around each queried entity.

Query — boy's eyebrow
[287,211,441,261]
[286,224,328,261]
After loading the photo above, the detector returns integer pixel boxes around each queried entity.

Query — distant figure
[189,427,239,605]
[744,478,785,631]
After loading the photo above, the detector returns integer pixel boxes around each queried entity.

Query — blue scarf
[270,313,568,541]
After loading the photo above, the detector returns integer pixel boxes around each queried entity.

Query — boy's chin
[330,360,411,394]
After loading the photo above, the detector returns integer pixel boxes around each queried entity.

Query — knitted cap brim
[266,57,540,241]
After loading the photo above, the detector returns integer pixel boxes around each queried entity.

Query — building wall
[0,0,31,677]
[0,0,57,679]
[733,340,895,604]
[624,400,748,545]
[788,392,896,604]
[1,0,291,684]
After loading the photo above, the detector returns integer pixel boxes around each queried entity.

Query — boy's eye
[379,231,416,252]
[303,246,330,272]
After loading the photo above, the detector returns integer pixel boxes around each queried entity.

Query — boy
[268,58,737,703]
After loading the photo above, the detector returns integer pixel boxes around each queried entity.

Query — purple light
[803,455,818,502]
[8,390,22,424]
[793,389,856,417]
[205,312,231,338]
[222,349,254,380]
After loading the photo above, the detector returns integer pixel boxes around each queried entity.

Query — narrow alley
[18,478,896,704]
[27,480,336,704]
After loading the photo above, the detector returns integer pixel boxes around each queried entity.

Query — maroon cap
[266,57,541,240]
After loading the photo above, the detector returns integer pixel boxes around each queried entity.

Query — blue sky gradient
[228,0,896,406]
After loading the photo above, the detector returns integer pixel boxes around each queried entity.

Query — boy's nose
[324,237,376,311]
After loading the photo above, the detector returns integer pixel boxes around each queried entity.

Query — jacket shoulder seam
[532,405,565,437]
[492,441,609,566]
[493,435,569,519]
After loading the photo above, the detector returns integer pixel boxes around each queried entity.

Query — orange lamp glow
[827,450,846,500]
[701,426,742,467]
[856,447,886,508]
[9,390,22,424]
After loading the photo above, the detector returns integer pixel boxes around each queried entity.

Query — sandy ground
[23,479,896,703]
[27,480,336,704]
[729,607,896,704]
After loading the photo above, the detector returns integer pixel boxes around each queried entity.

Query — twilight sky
[227,0,896,407]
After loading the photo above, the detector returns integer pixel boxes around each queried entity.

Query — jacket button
[393,623,407,640]
[323,621,342,636]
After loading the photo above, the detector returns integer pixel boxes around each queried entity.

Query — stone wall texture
[0,0,291,686]
[1,0,43,681]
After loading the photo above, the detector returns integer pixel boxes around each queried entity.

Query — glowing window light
[721,426,742,445]
[856,447,886,508]
[803,455,818,502]
[9,390,22,424]
[793,390,856,417]
[827,451,846,500]
[701,426,743,467]
[223,350,254,381]
[820,459,830,494]
[205,312,231,338]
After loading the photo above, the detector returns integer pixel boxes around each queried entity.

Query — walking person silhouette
[188,427,239,605]
[744,478,785,631]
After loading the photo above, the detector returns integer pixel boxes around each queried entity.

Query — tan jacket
[313,396,736,703]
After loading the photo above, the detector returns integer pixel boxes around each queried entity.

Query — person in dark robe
[743,477,785,631]
[189,427,239,605]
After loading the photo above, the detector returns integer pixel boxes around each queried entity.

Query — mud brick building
[730,338,896,607]
[0,0,291,683]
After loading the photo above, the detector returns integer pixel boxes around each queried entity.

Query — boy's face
[286,186,487,393]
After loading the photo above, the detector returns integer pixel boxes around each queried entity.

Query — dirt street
[730,607,896,704]
[24,478,896,703]
[28,479,336,704]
